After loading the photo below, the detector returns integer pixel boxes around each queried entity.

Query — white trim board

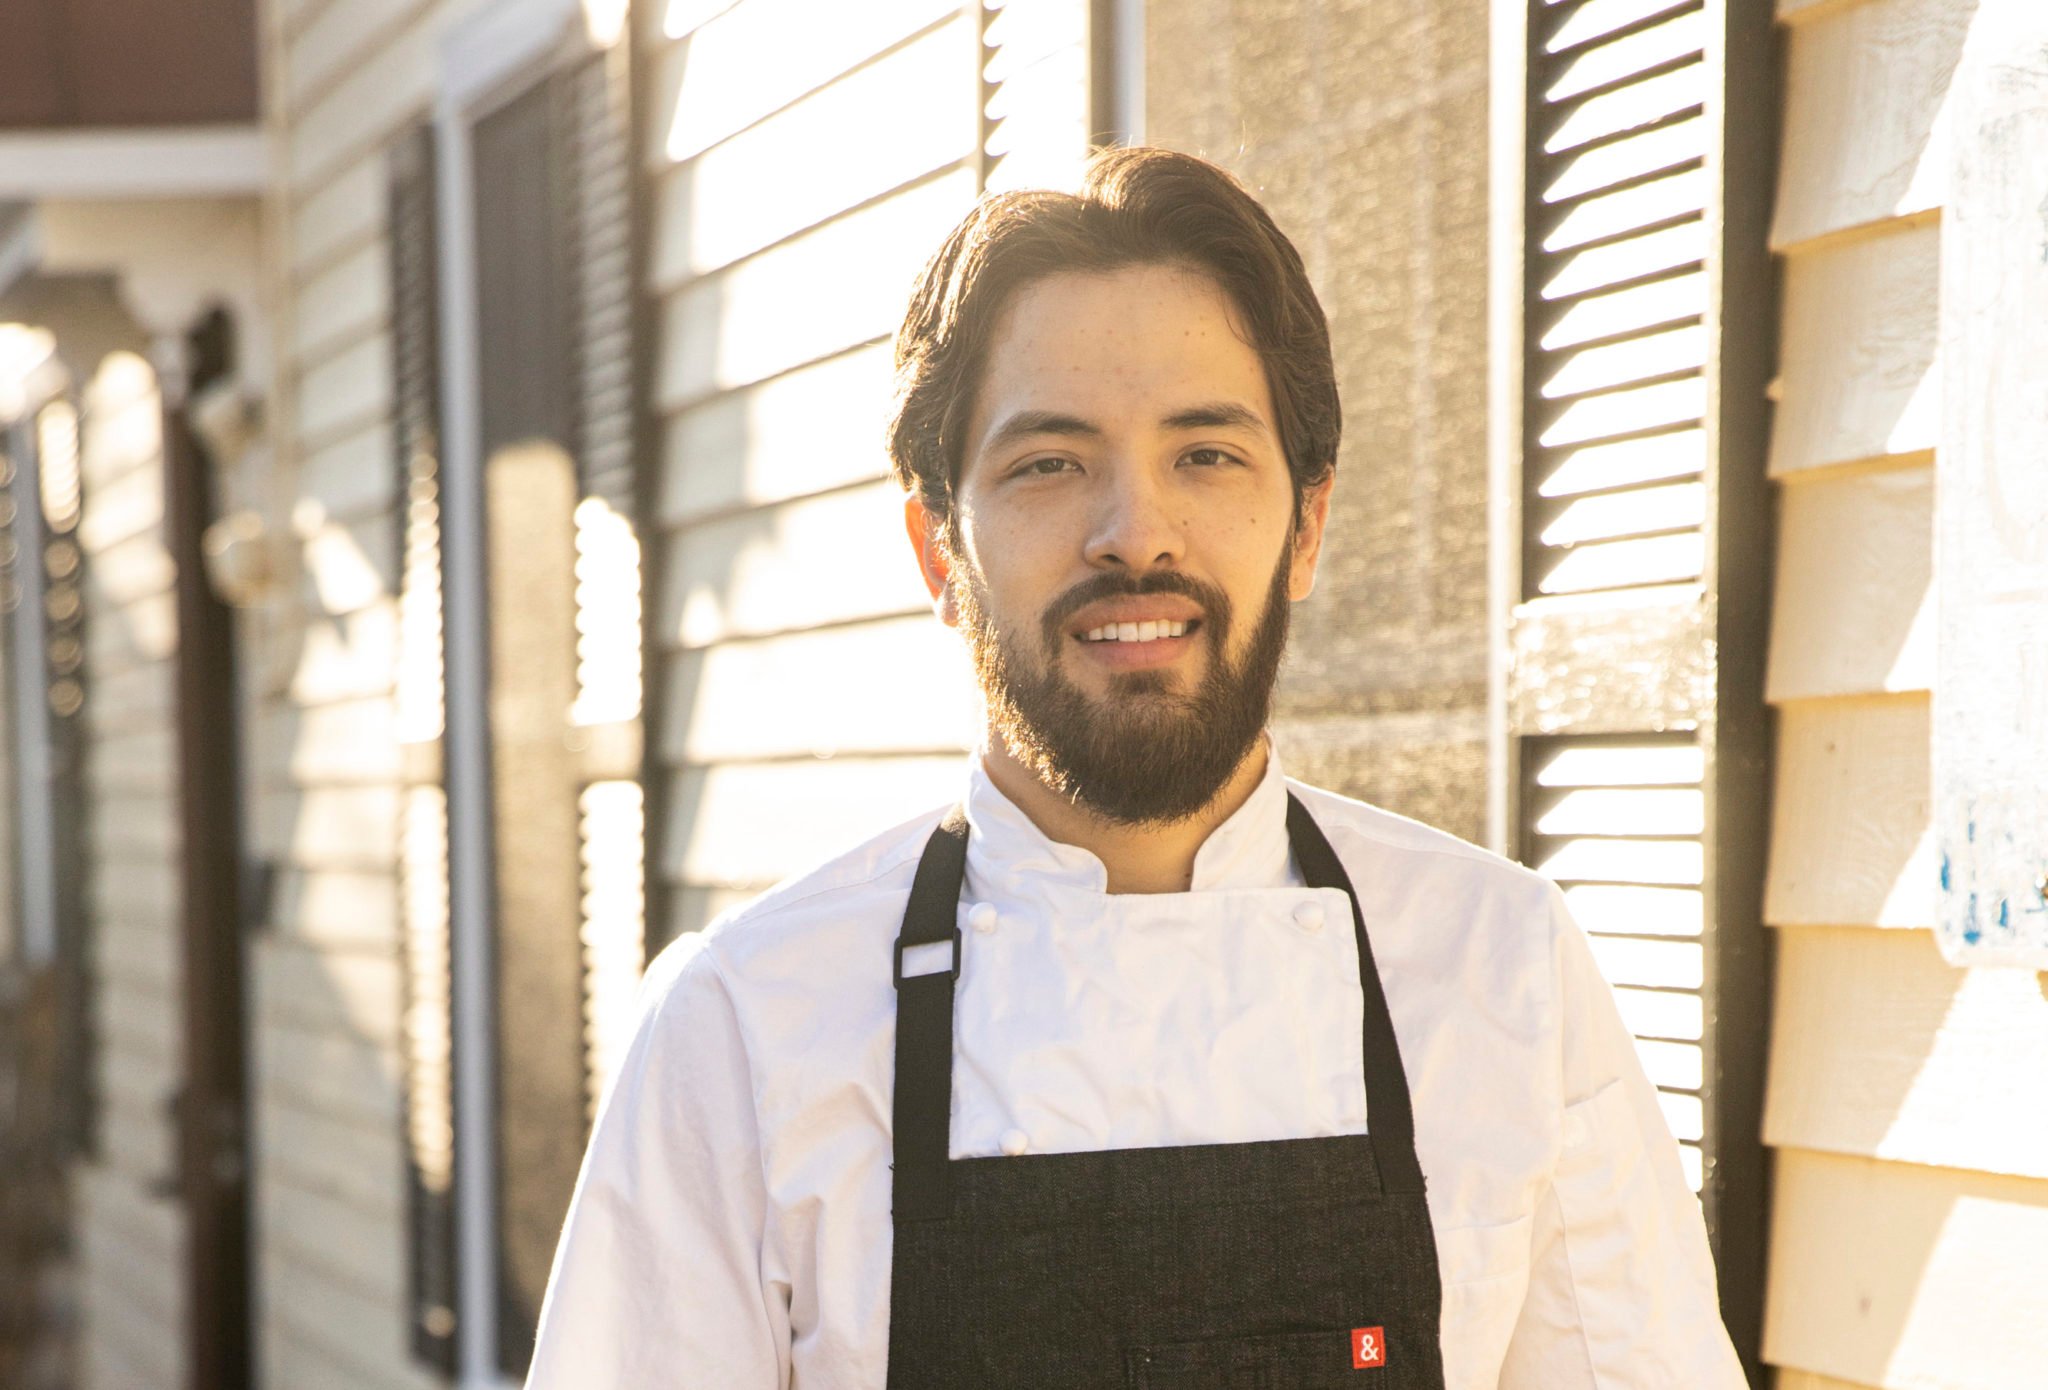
[0,208,36,298]
[441,0,586,114]
[4,419,58,967]
[1484,0,1528,858]
[433,0,593,1384]
[1113,0,1146,143]
[0,126,266,200]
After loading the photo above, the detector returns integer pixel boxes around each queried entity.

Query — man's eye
[1021,456,1075,477]
[1182,447,1240,468]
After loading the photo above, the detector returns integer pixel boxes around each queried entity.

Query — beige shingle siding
[1759,0,2048,1385]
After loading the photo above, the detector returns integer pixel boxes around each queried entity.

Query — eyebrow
[1160,401,1270,435]
[981,400,1272,454]
[983,410,1104,454]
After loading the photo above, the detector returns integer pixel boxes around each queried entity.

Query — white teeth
[1081,619,1193,643]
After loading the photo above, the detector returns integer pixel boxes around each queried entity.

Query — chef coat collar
[961,734,1296,896]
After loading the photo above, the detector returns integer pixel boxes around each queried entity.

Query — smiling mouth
[1076,619,1200,644]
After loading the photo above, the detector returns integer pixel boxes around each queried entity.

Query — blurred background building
[0,0,2043,1387]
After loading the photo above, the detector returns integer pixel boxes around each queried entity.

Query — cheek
[961,496,1071,590]
[1187,507,1284,584]
[956,522,1044,630]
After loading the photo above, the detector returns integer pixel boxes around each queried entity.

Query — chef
[525,146,1747,1389]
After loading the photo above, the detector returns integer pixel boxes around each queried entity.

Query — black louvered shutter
[978,0,1092,192]
[389,122,460,1375]
[1521,0,1718,1194]
[33,398,92,1162]
[472,43,645,1377]
[469,75,585,1377]
[2,397,94,1161]
[558,40,649,1134]
[1504,0,1777,1375]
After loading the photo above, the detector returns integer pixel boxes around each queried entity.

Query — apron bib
[886,793,1448,1389]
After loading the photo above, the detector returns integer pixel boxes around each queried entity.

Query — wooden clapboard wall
[645,0,1090,940]
[70,351,188,1390]
[258,1,476,1387]
[1759,0,2048,1385]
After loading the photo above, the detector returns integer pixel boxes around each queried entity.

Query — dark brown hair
[885,146,1340,526]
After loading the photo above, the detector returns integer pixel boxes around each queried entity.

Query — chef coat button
[1562,1110,1590,1149]
[1293,900,1325,932]
[999,1127,1030,1156]
[967,902,999,934]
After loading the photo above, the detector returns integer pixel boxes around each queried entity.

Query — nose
[1083,464,1185,573]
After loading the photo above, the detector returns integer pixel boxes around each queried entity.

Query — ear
[1287,476,1335,602]
[904,494,960,627]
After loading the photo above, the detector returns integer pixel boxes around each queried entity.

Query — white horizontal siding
[73,352,187,1390]
[252,1,473,1385]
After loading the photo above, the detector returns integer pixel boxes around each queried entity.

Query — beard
[952,541,1293,826]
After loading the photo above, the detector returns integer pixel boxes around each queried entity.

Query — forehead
[968,263,1274,445]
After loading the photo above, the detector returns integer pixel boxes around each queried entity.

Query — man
[526,147,1745,1389]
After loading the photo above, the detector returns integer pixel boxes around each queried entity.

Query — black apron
[886,793,1448,1388]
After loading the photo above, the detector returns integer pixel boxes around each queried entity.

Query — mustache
[1037,570,1233,651]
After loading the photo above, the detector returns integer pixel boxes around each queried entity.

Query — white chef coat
[525,745,1746,1389]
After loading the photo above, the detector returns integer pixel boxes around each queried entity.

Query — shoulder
[1285,778,1567,976]
[1288,778,1555,902]
[628,805,951,1139]
[709,801,948,938]
[648,801,951,1002]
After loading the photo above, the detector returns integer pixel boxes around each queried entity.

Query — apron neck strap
[892,806,970,1222]
[1283,791,1426,1195]
[889,793,1427,1223]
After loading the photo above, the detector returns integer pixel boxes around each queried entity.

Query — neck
[981,735,1271,894]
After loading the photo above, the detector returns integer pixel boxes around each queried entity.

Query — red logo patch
[1351,1326,1386,1369]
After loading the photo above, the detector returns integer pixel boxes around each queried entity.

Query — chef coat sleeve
[1496,886,1748,1390]
[524,933,790,1389]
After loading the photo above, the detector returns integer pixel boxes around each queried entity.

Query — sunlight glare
[1538,836,1704,885]
[1612,986,1703,1040]
[1538,481,1705,547]
[1537,743,1703,786]
[401,785,455,1192]
[396,454,446,744]
[580,780,646,1120]
[0,324,56,418]
[1536,787,1705,838]
[36,399,82,532]
[571,496,643,728]
[582,0,631,46]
